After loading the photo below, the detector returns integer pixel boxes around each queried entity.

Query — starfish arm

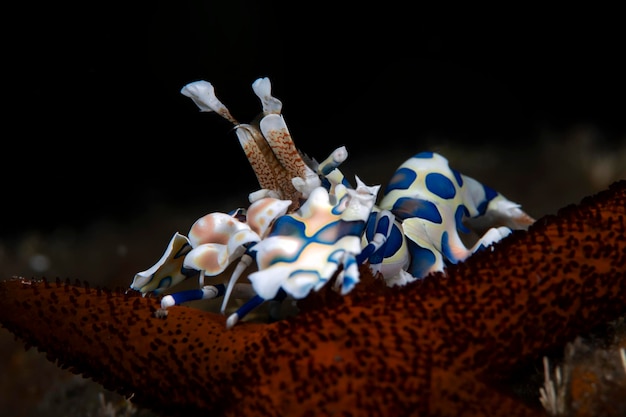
[429,180,626,379]
[0,181,624,417]
[0,280,266,417]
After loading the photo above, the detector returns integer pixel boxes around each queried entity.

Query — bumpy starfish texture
[1,180,624,417]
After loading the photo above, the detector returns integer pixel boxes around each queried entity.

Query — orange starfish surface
[1,179,625,417]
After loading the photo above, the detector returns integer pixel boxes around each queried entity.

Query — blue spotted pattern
[321,176,352,192]
[391,197,442,223]
[414,151,434,159]
[407,239,437,279]
[425,172,457,199]
[383,167,417,194]
[268,216,366,265]
[476,184,499,215]
[452,168,464,188]
[455,205,470,234]
[360,211,403,265]
[440,231,455,264]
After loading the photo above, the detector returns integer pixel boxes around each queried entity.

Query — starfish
[1,179,624,417]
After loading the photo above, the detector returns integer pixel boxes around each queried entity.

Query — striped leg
[357,209,395,265]
[160,284,226,309]
[225,289,288,329]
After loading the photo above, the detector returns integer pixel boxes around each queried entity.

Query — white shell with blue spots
[372,151,535,286]
[131,78,536,328]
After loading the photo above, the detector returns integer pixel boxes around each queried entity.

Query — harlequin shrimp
[130,76,535,328]
[131,77,380,328]
[324,151,536,287]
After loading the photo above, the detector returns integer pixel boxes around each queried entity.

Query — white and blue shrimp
[370,151,535,286]
[221,177,379,328]
[309,143,535,287]
[130,76,535,328]
[131,77,380,328]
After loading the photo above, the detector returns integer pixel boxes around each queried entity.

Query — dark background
[4,2,625,236]
[1,4,625,415]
